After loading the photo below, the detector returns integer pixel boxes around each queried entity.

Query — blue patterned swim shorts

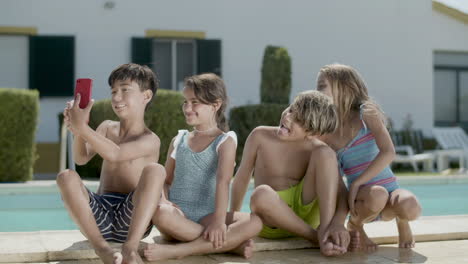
[87,189,152,243]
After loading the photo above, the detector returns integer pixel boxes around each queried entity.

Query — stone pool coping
[1,215,468,263]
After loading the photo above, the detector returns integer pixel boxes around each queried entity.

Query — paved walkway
[2,215,468,263]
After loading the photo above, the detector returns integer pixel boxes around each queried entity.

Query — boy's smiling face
[111,79,149,118]
[277,106,310,141]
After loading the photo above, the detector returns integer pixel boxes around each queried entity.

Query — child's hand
[203,220,227,249]
[321,223,350,253]
[69,94,94,135]
[348,182,361,217]
[318,225,347,256]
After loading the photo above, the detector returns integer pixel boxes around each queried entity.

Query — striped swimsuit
[337,107,399,193]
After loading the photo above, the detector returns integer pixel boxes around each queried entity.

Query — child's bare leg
[380,189,421,248]
[250,185,344,256]
[302,157,347,256]
[201,212,260,258]
[121,164,166,264]
[57,169,121,264]
[347,185,389,252]
[250,185,317,240]
[152,203,204,242]
[143,212,262,261]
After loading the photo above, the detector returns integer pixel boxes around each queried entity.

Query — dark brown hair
[108,63,158,110]
[184,73,228,131]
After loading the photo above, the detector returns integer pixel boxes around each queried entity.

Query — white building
[0,0,467,173]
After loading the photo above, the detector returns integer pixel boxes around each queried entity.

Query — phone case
[75,78,93,109]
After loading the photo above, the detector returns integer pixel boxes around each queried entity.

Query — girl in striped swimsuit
[317,64,421,251]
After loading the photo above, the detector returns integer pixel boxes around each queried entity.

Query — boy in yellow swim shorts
[230,91,356,256]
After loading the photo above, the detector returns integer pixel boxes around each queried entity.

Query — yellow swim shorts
[258,178,320,239]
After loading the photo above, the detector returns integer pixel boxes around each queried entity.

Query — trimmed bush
[59,89,188,178]
[260,45,292,104]
[0,88,39,182]
[229,104,287,164]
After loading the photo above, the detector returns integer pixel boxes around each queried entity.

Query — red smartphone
[75,78,93,109]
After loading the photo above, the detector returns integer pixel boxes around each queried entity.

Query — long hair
[184,73,229,131]
[318,63,385,132]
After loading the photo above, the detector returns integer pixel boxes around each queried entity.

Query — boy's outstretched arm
[230,129,259,212]
[69,95,160,162]
[63,101,101,165]
[72,121,107,165]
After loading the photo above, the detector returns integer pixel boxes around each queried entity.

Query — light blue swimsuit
[168,130,237,223]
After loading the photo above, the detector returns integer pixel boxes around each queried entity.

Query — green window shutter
[131,37,152,67]
[196,39,221,76]
[29,36,75,97]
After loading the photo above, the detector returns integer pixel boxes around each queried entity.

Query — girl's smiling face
[182,87,216,128]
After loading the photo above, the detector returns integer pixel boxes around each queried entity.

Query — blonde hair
[184,73,229,132]
[318,63,385,131]
[290,90,338,135]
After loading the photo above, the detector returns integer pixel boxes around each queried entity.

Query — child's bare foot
[347,220,377,252]
[143,243,182,261]
[95,247,122,264]
[348,230,360,251]
[320,240,347,256]
[230,239,255,259]
[121,245,144,264]
[397,218,415,248]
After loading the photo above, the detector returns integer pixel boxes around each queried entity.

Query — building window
[434,52,468,131]
[153,39,196,91]
[131,36,221,90]
[29,36,75,96]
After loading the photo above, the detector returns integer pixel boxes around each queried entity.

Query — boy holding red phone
[59,63,165,264]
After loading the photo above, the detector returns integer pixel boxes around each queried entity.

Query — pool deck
[1,215,468,263]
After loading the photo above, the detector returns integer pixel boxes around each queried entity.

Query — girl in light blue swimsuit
[144,74,262,262]
[317,64,421,251]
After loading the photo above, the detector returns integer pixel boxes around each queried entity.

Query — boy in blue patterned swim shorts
[57,63,166,264]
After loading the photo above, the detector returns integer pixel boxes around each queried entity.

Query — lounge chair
[431,127,467,172]
[391,130,435,172]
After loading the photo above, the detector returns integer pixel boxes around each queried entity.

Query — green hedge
[260,45,292,104]
[229,104,287,164]
[60,89,188,178]
[0,88,39,182]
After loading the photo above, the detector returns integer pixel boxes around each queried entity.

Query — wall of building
[1,0,435,142]
[432,5,468,52]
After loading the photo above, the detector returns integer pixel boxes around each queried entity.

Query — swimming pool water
[0,180,467,232]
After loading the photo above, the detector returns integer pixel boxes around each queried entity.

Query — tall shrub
[260,45,292,104]
[0,88,39,182]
